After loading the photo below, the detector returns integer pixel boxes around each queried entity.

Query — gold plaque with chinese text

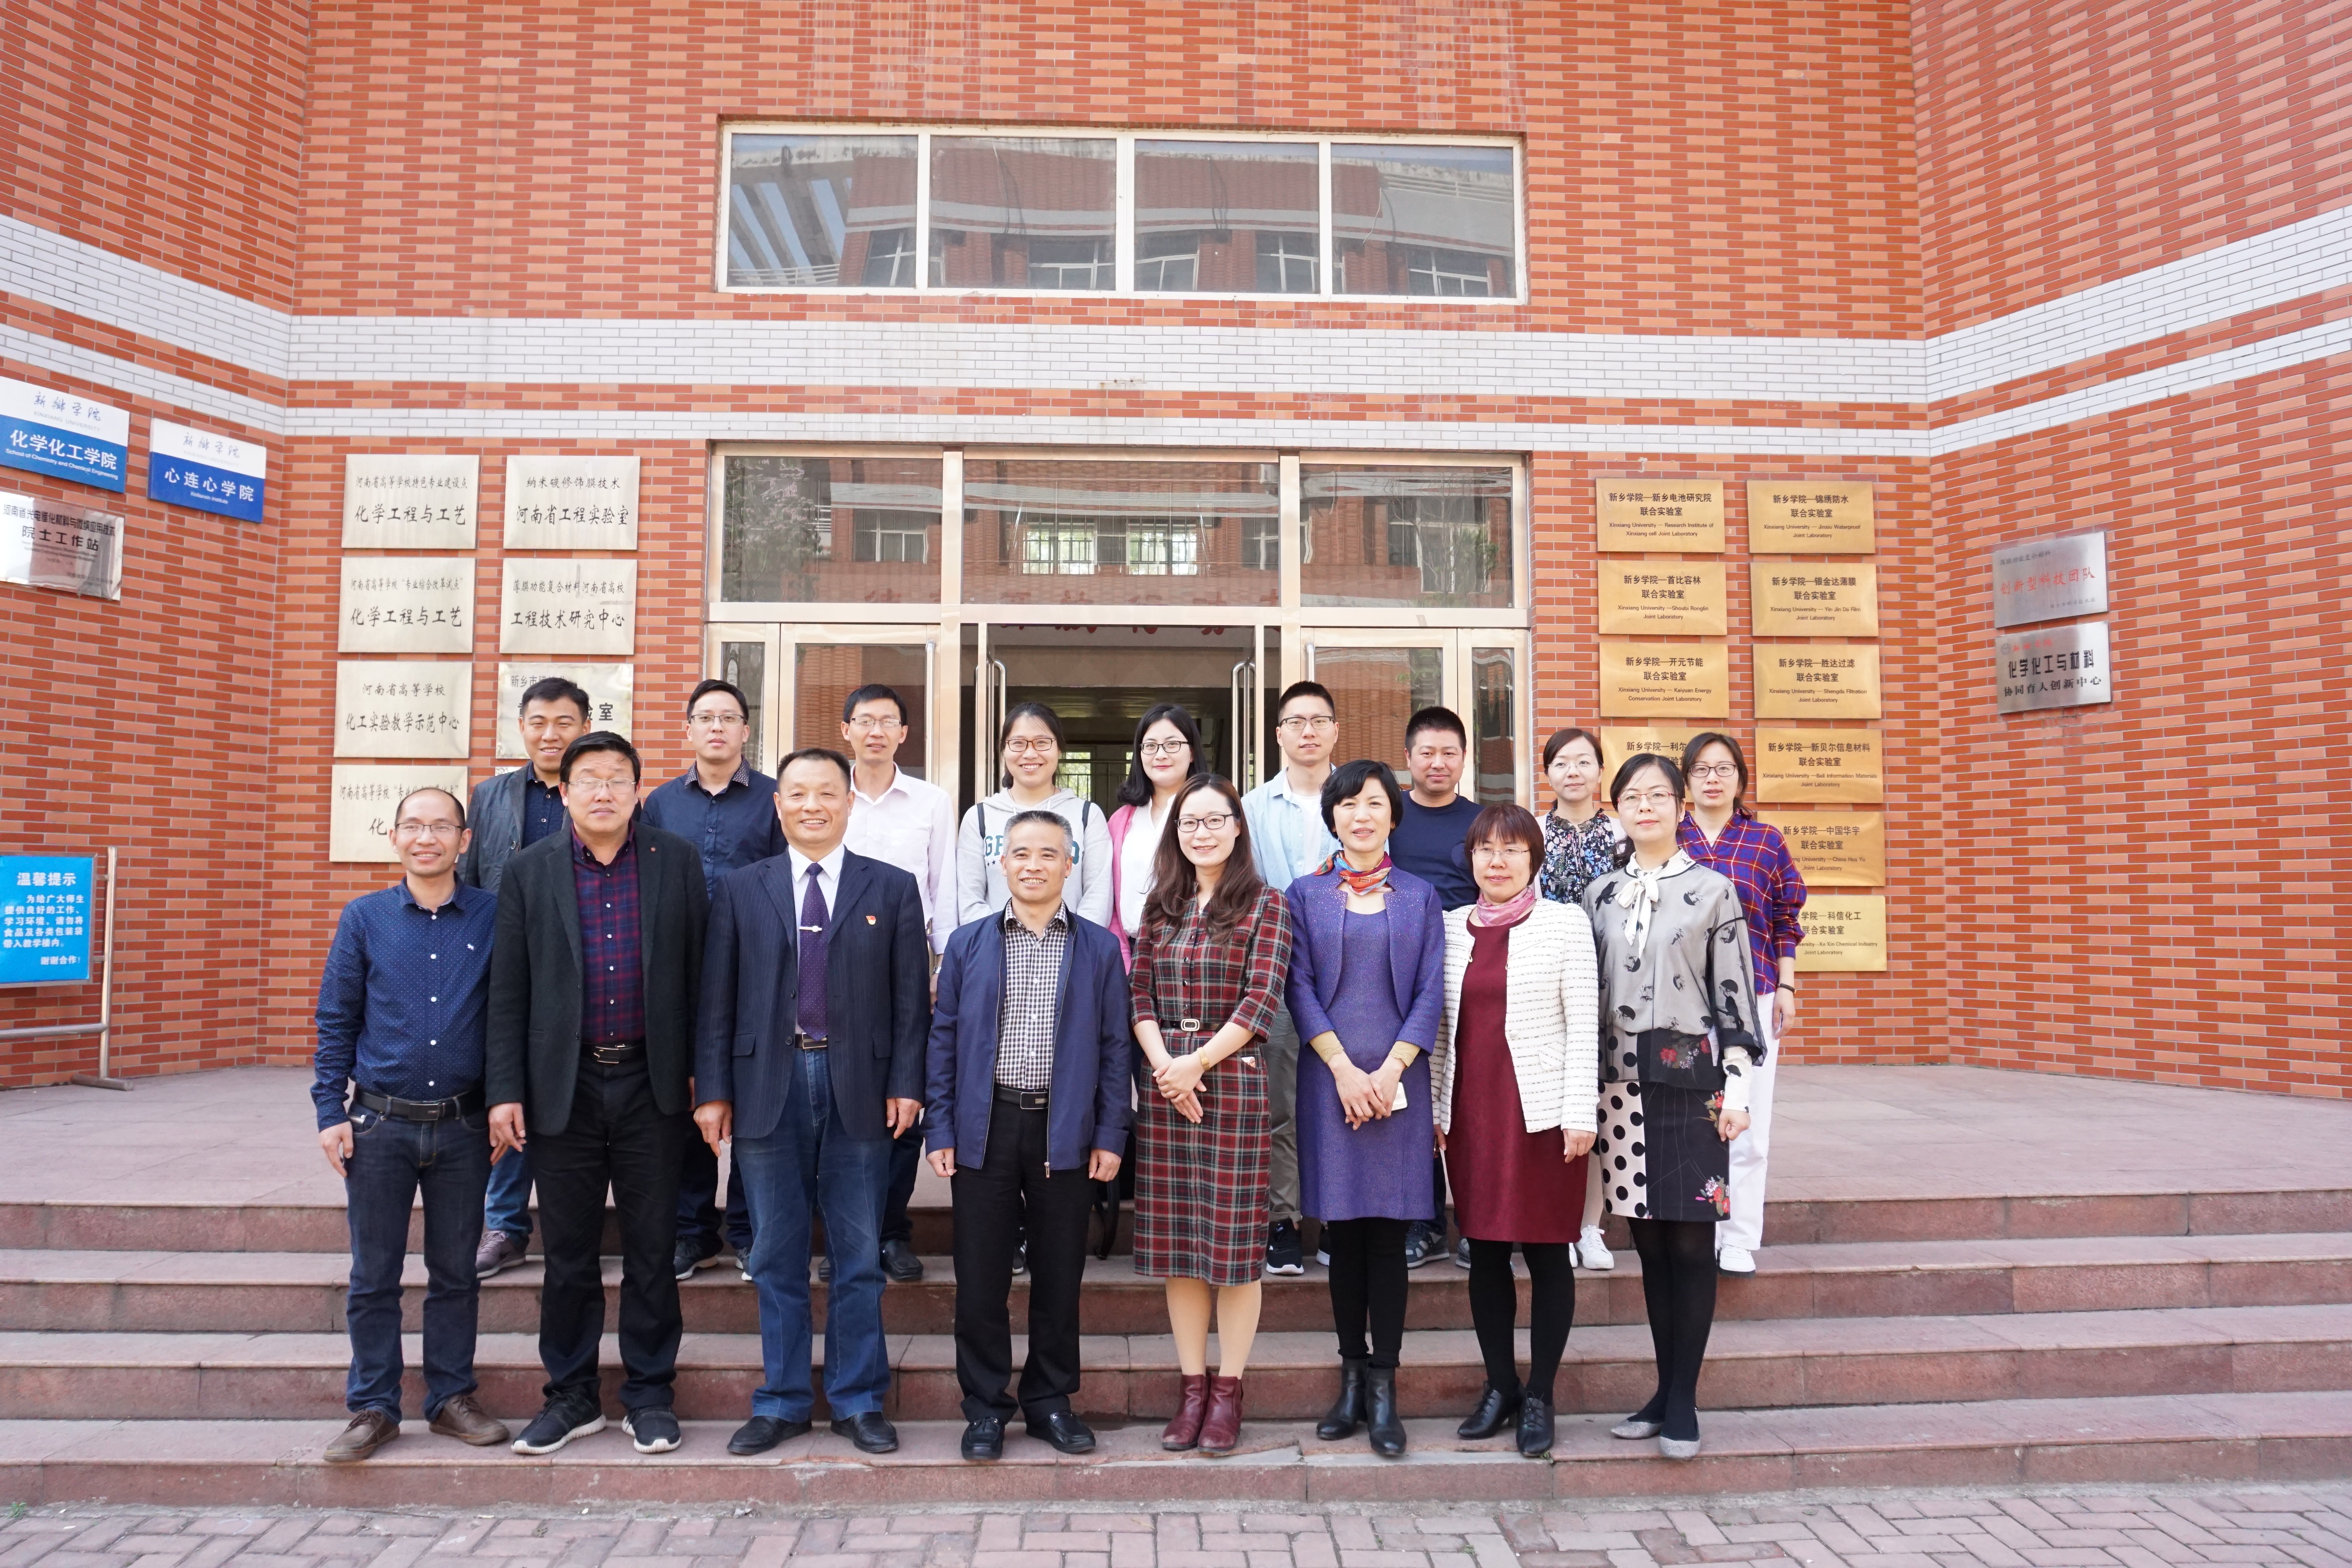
[1597,639,1731,719]
[1793,893,1887,971]
[1747,481,1875,553]
[1756,726,1884,802]
[1596,479,1724,553]
[1598,559,1728,635]
[1751,561,1880,637]
[1757,809,1885,887]
[1754,642,1882,719]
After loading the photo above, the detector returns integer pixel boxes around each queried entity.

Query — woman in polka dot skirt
[1579,752,1760,1461]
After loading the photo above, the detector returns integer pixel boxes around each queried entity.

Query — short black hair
[841,683,907,725]
[1543,726,1604,771]
[686,678,749,721]
[1276,679,1336,719]
[778,746,854,787]
[559,731,640,785]
[519,675,591,721]
[1003,807,1074,849]
[394,784,466,828]
[1681,731,1750,808]
[1610,751,1685,804]
[1405,705,1467,749]
[1320,758,1404,834]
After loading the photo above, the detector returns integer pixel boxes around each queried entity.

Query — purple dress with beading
[1294,909,1438,1224]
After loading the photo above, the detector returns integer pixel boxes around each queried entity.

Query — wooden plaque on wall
[1754,642,1883,719]
[1756,726,1884,802]
[1598,723,1713,776]
[1758,809,1885,887]
[1597,559,1727,635]
[1793,893,1888,972]
[1597,639,1730,719]
[1747,481,1875,553]
[1596,479,1724,554]
[1751,561,1880,637]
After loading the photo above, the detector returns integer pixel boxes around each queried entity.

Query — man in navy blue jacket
[926,809,1133,1461]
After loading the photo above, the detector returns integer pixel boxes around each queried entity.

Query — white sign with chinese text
[496,662,634,758]
[334,660,474,759]
[337,557,476,653]
[1996,620,2113,714]
[503,454,639,551]
[1991,530,2108,628]
[341,454,480,549]
[498,557,636,655]
[328,765,470,864]
[0,376,127,492]
[149,419,266,522]
[0,491,123,600]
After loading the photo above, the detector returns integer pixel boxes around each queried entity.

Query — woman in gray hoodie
[955,701,1116,929]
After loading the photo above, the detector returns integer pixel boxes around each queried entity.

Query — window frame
[715,123,1525,304]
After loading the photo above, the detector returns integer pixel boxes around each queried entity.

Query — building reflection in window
[963,460,1279,607]
[1332,144,1516,298]
[719,455,944,603]
[726,135,918,289]
[1301,465,1514,608]
[929,137,1116,290]
[1134,140,1320,295]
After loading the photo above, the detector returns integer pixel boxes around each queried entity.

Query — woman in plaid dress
[1130,775,1295,1456]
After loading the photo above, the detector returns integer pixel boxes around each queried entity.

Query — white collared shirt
[1118,797,1170,938]
[785,842,848,964]
[843,764,957,953]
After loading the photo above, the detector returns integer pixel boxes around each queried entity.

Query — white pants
[1716,991,1780,1253]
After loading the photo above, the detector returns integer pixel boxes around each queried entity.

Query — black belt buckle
[587,1039,645,1067]
[796,1033,828,1051]
[995,1085,1050,1111]
[354,1087,480,1122]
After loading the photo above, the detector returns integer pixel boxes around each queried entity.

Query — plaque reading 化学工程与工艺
[1597,559,1727,635]
[1597,639,1730,719]
[328,765,471,864]
[337,557,475,654]
[1595,479,1724,554]
[341,454,480,550]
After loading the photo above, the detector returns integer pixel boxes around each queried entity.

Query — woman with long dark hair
[1130,775,1295,1456]
[1106,702,1209,967]
[955,700,1114,927]
[1581,753,1760,1461]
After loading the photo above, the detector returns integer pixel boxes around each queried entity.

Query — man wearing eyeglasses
[311,786,509,1464]
[642,678,787,1282]
[1240,680,1342,1277]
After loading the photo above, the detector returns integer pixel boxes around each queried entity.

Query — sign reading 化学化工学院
[0,377,128,493]
[147,420,267,522]
[0,856,94,985]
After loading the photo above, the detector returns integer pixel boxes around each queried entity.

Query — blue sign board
[0,856,94,985]
[149,418,267,522]
[0,377,128,494]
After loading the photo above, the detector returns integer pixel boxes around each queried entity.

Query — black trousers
[676,1129,753,1256]
[531,1061,688,1411]
[951,1094,1093,1422]
[1323,1216,1410,1368]
[882,1122,924,1245]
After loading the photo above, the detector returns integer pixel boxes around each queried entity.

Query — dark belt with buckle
[795,1033,828,1051]
[352,1087,483,1122]
[993,1084,1049,1111]
[584,1038,646,1067]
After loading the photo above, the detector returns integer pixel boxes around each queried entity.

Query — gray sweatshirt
[954,787,1115,930]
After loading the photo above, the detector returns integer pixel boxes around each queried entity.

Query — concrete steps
[0,1393,2344,1506]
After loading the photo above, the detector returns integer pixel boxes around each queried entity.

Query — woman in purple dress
[1284,759,1446,1458]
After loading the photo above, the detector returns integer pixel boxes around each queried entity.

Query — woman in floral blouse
[1536,726,1624,1269]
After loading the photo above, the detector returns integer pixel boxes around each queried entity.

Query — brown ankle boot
[1161,1372,1210,1450]
[1198,1375,1245,1454]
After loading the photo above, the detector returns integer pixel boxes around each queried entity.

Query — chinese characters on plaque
[342,455,480,550]
[1792,894,1887,972]
[1991,530,2107,627]
[1596,559,1727,636]
[338,557,475,653]
[1746,481,1875,553]
[1595,479,1724,553]
[503,455,640,551]
[1598,724,1708,772]
[499,558,637,655]
[0,377,127,493]
[1756,727,1884,803]
[0,855,94,985]
[149,419,266,522]
[1989,530,2113,715]
[497,663,634,757]
[0,491,122,600]
[1749,562,1880,636]
[333,661,473,759]
[1596,639,1730,719]
[329,766,471,864]
[1753,643,1882,720]
[1995,621,2111,713]
[1757,811,1885,887]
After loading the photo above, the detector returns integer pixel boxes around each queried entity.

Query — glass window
[719,455,943,603]
[1469,646,1517,804]
[929,137,1116,290]
[719,640,769,771]
[1332,144,1516,298]
[794,642,931,779]
[726,135,918,289]
[1134,140,1320,294]
[1311,646,1444,779]
[963,460,1280,607]
[1300,465,1514,608]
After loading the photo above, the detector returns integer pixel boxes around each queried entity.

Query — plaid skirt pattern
[1132,1051,1272,1287]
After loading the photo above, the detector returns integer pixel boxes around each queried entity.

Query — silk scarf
[1317,850,1393,899]
[1612,848,1697,959]
[1470,883,1540,928]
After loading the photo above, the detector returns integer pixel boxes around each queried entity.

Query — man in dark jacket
[485,732,706,1458]
[925,809,1133,1461]
[692,748,930,1459]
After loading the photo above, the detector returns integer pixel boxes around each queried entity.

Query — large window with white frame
[720,126,1522,300]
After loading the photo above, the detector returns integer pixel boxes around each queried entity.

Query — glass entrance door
[703,622,946,782]
[1299,629,1529,804]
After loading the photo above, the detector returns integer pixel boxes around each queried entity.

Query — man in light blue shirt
[1239,679,1341,1277]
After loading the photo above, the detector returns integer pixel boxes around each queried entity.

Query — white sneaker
[1717,1244,1757,1276]
[1574,1225,1615,1271]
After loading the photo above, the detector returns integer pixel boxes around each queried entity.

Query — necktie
[797,863,829,1040]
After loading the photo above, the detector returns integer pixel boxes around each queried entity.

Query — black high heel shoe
[1316,1357,1368,1440]
[1456,1382,1521,1441]
[1365,1365,1406,1458]
[1518,1393,1556,1457]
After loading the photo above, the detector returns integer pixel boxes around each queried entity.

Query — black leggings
[1465,1240,1576,1406]
[1323,1217,1410,1369]
[1626,1216,1719,1441]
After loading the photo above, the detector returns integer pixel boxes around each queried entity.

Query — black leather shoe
[1457,1382,1522,1441]
[960,1415,1005,1461]
[1518,1393,1556,1457]
[816,1254,831,1283]
[880,1237,925,1282]
[1365,1365,1406,1458]
[1025,1409,1096,1454]
[1316,1356,1368,1440]
[830,1411,899,1454]
[727,1414,809,1455]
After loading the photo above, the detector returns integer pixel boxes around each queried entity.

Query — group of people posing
[310,670,1805,1470]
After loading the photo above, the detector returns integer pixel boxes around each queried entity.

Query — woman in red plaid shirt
[1130,775,1296,1457]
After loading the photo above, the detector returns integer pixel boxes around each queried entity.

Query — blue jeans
[343,1103,491,1421]
[730,1048,893,1421]
[483,1142,531,1242]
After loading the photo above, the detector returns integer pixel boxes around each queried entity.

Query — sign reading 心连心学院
[147,420,267,522]
[1995,621,2112,714]
[1990,530,2107,628]
[0,377,127,493]
[0,855,95,985]
[0,491,123,601]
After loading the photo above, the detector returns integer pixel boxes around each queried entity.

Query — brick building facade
[0,0,2341,1095]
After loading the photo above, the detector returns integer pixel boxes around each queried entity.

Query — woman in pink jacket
[1106,703,1210,967]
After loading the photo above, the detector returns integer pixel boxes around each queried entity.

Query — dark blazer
[694,848,930,1144]
[925,909,1134,1173]
[484,825,708,1136]
[1283,864,1447,1055]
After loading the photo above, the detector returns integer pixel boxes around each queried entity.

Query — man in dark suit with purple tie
[692,747,930,1457]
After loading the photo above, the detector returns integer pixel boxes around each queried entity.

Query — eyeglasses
[1689,763,1740,781]
[1004,737,1057,755]
[1177,812,1236,835]
[393,820,463,838]
[1472,843,1530,861]
[1138,739,1191,759]
[1618,789,1680,810]
[1277,715,1335,733]
[567,776,635,799]
[688,710,746,728]
[845,714,901,732]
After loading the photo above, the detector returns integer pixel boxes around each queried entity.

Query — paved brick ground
[3,1488,2348,1568]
